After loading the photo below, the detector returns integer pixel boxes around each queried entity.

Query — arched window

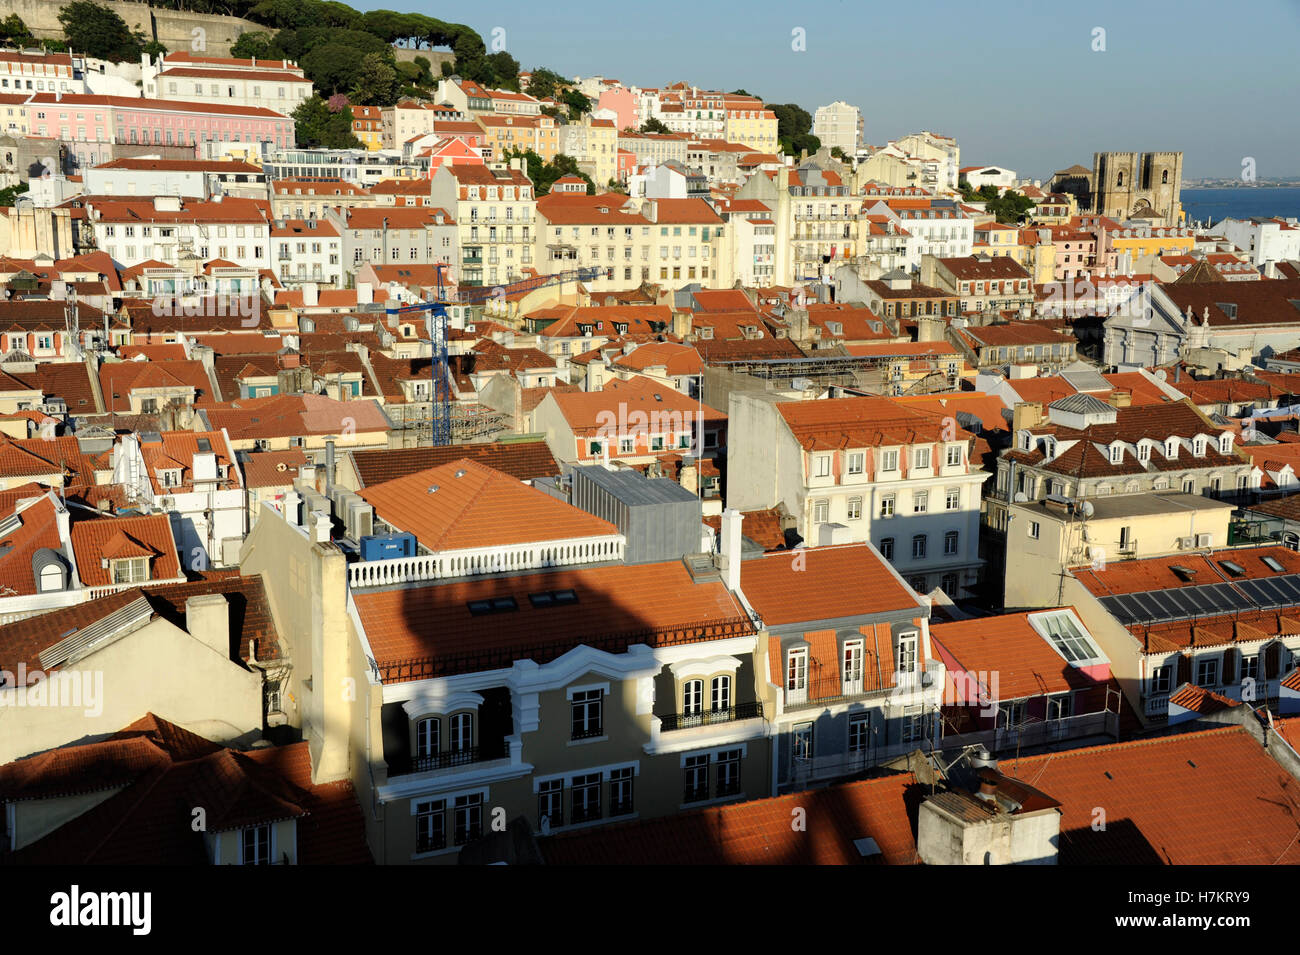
[449,713,472,752]
[38,562,63,593]
[683,680,703,716]
[416,717,439,758]
[711,676,731,712]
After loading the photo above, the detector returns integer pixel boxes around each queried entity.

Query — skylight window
[1219,561,1246,577]
[467,596,518,615]
[528,588,579,608]
[1029,610,1104,666]
[1262,556,1286,573]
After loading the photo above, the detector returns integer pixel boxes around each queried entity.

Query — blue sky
[363,0,1300,179]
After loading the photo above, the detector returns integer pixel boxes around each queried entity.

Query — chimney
[310,509,331,543]
[818,522,851,546]
[302,282,318,307]
[1011,401,1043,432]
[185,593,230,658]
[1107,390,1132,409]
[283,490,302,525]
[718,508,744,593]
[356,281,372,305]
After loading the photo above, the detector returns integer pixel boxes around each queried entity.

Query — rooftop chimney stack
[718,508,744,593]
[185,593,230,658]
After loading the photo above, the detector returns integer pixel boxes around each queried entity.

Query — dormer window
[1219,433,1233,454]
[240,824,271,865]
[1137,443,1151,463]
[112,557,150,584]
[160,468,181,487]
[1109,445,1123,464]
[1166,439,1178,460]
[1194,437,1207,456]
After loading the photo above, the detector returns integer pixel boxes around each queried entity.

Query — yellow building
[350,105,384,151]
[0,94,30,138]
[723,108,779,153]
[1097,219,1197,260]
[477,114,561,163]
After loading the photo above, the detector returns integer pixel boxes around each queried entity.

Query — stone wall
[14,0,264,57]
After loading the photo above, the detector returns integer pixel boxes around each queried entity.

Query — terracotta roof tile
[359,459,616,552]
[356,561,752,681]
[2,716,370,864]
[741,543,922,626]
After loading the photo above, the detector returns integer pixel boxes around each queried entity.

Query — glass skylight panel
[1219,561,1246,577]
[1031,610,1103,665]
[1262,556,1286,573]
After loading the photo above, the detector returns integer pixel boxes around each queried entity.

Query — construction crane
[384,264,608,445]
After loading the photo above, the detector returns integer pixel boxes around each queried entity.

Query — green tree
[292,95,362,148]
[525,66,565,100]
[640,117,670,134]
[729,88,751,96]
[59,1,143,63]
[0,14,35,46]
[985,189,1035,224]
[349,51,400,106]
[561,88,590,119]
[503,149,594,195]
[830,146,846,160]
[483,50,520,90]
[0,182,30,207]
[230,30,276,59]
[769,103,812,143]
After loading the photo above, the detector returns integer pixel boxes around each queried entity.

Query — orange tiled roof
[355,560,752,681]
[0,715,370,864]
[541,771,922,865]
[930,610,1105,699]
[70,513,180,588]
[741,543,922,626]
[1005,726,1300,864]
[358,458,617,552]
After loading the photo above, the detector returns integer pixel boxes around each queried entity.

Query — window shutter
[1221,648,1238,687]
[1264,642,1282,680]
[1177,652,1192,687]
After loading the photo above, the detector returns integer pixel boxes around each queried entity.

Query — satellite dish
[1080,501,1094,518]
[1155,369,1168,382]
[1013,492,1028,503]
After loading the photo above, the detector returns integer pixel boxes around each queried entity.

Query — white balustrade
[348,535,627,589]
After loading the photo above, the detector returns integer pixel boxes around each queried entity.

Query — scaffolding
[385,400,509,445]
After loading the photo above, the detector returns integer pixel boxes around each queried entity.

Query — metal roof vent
[455,469,466,478]
[427,484,439,494]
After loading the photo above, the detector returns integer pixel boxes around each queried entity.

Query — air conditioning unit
[1196,533,1212,548]
[159,496,175,508]
[1177,536,1194,550]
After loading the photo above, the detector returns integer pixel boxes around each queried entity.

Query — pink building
[25,94,294,169]
[596,87,638,133]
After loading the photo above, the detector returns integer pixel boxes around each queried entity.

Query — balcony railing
[660,701,763,732]
[400,740,508,775]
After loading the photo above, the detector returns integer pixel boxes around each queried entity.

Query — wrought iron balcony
[400,740,507,775]
[660,701,763,732]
